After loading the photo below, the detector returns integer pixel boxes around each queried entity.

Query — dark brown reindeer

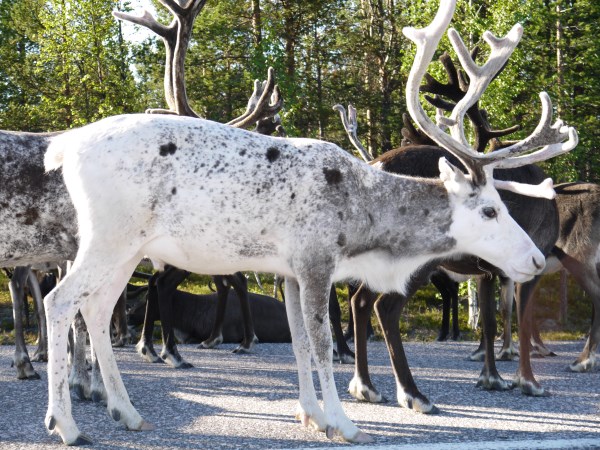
[333,11,577,410]
[498,182,600,372]
[126,281,292,344]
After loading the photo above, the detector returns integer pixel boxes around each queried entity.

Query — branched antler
[402,0,578,190]
[114,0,207,117]
[332,104,374,162]
[115,2,283,128]
[227,67,283,129]
[421,51,520,152]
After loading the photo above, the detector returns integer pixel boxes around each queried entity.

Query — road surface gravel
[0,340,599,449]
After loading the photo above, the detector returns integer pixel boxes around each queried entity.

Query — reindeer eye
[482,207,497,219]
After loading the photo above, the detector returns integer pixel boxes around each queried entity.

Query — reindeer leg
[513,277,549,396]
[28,269,48,362]
[296,273,371,443]
[497,277,519,361]
[230,272,259,354]
[348,284,384,403]
[9,267,40,380]
[45,273,90,445]
[80,260,154,435]
[68,313,92,401]
[431,271,454,341]
[569,302,598,372]
[329,285,354,364]
[564,267,600,372]
[284,276,327,433]
[376,292,438,414]
[111,289,130,348]
[476,277,513,391]
[530,315,556,357]
[199,275,228,349]
[89,339,107,404]
[136,272,162,363]
[156,266,192,368]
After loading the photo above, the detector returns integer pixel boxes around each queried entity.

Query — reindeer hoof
[138,420,156,431]
[69,434,93,446]
[521,382,550,397]
[72,384,87,401]
[326,426,335,439]
[349,431,374,444]
[21,372,41,381]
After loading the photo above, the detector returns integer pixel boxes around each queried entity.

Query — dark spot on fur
[323,168,343,185]
[314,314,324,324]
[171,187,177,195]
[266,147,280,163]
[111,408,121,422]
[337,233,346,247]
[239,149,247,156]
[291,192,296,200]
[82,292,89,297]
[47,416,56,430]
[338,211,344,220]
[159,142,177,157]
[399,206,407,215]
[423,209,430,216]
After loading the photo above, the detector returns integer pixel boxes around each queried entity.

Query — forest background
[0,0,598,182]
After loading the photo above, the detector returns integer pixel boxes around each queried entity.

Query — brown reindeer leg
[570,300,599,372]
[28,269,48,362]
[556,254,600,372]
[530,305,556,358]
[8,267,40,380]
[348,285,385,403]
[156,266,192,368]
[229,272,259,354]
[375,292,438,413]
[497,277,519,361]
[199,275,229,349]
[111,289,130,348]
[329,285,354,364]
[513,277,549,396]
[476,276,513,391]
[136,272,162,363]
[431,271,459,341]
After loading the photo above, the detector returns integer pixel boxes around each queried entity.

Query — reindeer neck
[334,171,456,295]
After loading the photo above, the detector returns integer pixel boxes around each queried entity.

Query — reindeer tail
[44,139,65,172]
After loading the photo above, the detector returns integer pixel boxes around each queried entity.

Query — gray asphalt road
[0,340,599,449]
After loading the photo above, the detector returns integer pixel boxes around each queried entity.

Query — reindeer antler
[115,3,283,128]
[403,0,578,187]
[332,104,374,162]
[114,0,207,118]
[422,51,520,153]
[226,67,283,129]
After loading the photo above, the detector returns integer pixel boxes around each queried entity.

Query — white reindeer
[42,0,576,445]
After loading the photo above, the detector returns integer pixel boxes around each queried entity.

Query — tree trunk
[251,0,262,47]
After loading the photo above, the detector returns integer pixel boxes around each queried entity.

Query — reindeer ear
[439,157,471,196]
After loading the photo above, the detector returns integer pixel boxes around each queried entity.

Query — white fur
[43,114,545,445]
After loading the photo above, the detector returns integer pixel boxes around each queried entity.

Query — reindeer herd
[1,0,597,446]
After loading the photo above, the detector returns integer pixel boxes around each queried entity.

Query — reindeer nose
[532,255,545,271]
